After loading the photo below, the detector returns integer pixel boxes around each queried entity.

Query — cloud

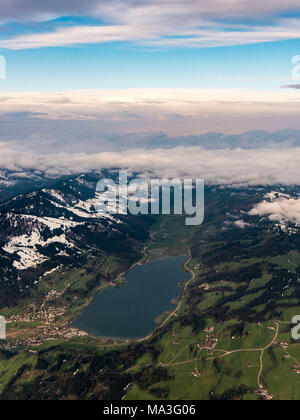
[1,1,300,49]
[282,85,300,89]
[0,24,152,50]
[2,20,300,49]
[0,89,299,187]
[249,197,300,224]
[1,89,300,136]
[0,0,101,22]
[1,0,300,23]
[233,220,251,229]
[0,144,300,186]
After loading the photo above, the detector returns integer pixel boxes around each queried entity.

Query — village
[0,289,88,350]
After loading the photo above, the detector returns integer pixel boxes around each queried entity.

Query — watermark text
[292,316,300,340]
[0,316,6,340]
[0,56,6,80]
[96,171,204,226]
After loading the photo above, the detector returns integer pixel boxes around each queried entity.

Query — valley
[0,177,299,400]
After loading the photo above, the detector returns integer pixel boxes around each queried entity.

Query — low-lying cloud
[1,145,300,187]
[0,89,300,187]
[249,197,300,224]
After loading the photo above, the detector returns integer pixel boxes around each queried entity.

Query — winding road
[158,241,195,330]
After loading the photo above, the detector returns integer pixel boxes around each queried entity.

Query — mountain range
[0,172,152,308]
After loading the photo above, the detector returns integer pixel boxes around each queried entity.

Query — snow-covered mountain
[0,169,67,203]
[0,173,152,308]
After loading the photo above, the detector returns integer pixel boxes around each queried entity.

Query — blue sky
[0,0,300,91]
[1,39,300,92]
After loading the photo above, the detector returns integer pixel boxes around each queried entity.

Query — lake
[73,256,191,339]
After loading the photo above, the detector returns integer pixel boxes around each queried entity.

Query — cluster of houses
[199,327,218,354]
[258,387,273,401]
[3,289,89,349]
[0,323,89,351]
[8,304,66,324]
[8,290,66,324]
[279,342,300,374]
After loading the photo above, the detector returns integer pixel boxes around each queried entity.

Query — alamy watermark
[292,316,300,340]
[0,55,6,80]
[0,316,6,340]
[292,56,300,80]
[96,171,204,226]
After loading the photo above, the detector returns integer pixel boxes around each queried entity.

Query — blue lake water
[73,256,190,339]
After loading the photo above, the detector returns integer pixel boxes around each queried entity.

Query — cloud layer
[1,89,300,136]
[1,0,300,49]
[0,0,100,22]
[2,0,300,22]
[1,145,300,187]
[0,88,299,187]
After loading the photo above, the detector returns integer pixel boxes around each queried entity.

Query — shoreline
[72,239,194,345]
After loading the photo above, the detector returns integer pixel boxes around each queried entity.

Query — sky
[0,0,300,134]
[1,1,300,188]
[0,1,300,88]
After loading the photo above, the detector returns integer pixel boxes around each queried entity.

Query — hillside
[0,172,153,308]
[0,182,299,400]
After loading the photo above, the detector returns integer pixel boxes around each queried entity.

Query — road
[206,321,279,390]
[257,322,279,389]
[158,241,195,330]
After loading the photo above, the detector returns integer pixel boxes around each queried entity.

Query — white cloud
[0,24,154,50]
[233,220,251,229]
[0,145,300,187]
[1,1,300,49]
[249,197,300,224]
[2,20,300,50]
